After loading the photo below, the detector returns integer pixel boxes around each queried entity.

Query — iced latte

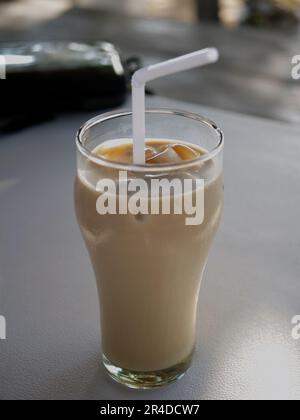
[75,110,224,388]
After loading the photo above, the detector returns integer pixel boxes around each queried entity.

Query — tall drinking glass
[75,109,224,389]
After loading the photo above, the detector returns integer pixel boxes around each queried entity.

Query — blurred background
[0,0,299,124]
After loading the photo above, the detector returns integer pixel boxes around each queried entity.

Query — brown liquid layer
[95,139,204,164]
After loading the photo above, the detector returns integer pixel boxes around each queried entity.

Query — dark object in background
[246,0,299,28]
[196,0,219,21]
[0,41,128,132]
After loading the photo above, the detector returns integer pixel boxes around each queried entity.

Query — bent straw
[131,48,219,165]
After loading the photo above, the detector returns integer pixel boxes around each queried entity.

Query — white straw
[131,48,219,165]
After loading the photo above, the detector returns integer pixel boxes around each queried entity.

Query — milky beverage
[75,139,223,373]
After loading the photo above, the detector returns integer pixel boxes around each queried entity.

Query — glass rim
[76,108,224,172]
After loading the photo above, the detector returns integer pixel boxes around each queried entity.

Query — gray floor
[0,6,299,124]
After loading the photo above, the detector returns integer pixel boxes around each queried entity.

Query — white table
[0,97,300,400]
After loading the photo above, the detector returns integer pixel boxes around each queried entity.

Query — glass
[75,109,224,389]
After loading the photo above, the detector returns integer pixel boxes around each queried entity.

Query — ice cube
[146,145,182,164]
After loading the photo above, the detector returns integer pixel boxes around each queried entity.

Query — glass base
[103,353,193,390]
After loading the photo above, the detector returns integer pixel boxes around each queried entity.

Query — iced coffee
[75,110,224,389]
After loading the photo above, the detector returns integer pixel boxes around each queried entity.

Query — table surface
[0,96,300,400]
[0,7,300,124]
